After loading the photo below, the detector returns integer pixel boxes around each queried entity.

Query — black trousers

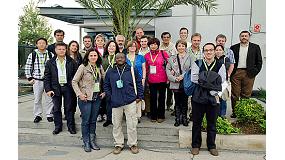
[191,100,218,149]
[149,82,167,120]
[52,86,76,129]
[173,90,188,121]
[166,83,173,108]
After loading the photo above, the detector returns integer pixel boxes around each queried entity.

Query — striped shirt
[25,49,53,80]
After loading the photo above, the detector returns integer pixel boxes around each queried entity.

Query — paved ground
[19,143,265,160]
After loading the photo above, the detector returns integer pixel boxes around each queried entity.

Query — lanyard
[36,51,47,66]
[116,64,126,80]
[108,54,115,68]
[203,59,216,71]
[89,63,99,80]
[150,53,159,63]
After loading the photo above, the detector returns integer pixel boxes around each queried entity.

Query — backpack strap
[31,51,37,74]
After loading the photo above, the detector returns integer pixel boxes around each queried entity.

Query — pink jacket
[144,50,169,84]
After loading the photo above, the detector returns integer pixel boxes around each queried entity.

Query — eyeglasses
[204,49,214,53]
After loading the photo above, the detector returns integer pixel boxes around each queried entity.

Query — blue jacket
[104,64,144,108]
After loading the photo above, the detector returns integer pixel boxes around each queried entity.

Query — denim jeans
[78,98,101,143]
[219,99,227,116]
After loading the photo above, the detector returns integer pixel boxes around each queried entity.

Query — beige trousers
[112,101,138,148]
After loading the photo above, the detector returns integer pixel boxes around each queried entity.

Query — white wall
[154,0,266,90]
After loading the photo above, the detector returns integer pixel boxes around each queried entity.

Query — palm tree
[75,0,217,40]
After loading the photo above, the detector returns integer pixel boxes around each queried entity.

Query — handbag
[130,66,145,118]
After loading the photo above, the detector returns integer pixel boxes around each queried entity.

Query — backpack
[31,50,53,74]
[183,59,202,96]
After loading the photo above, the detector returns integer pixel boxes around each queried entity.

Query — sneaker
[209,148,219,156]
[157,119,165,123]
[47,117,54,122]
[34,116,42,123]
[103,114,107,120]
[113,146,123,154]
[151,119,156,123]
[103,120,112,127]
[191,148,199,155]
[130,145,139,154]
[97,115,103,122]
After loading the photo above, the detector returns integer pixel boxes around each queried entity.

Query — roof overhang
[38,7,172,24]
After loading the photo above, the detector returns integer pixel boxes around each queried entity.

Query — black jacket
[44,55,78,96]
[230,42,262,78]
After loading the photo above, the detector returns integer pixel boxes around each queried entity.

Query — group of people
[24,27,262,156]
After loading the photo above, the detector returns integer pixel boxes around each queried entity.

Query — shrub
[235,99,265,123]
[259,119,266,133]
[202,116,240,134]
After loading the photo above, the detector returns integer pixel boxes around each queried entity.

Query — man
[191,43,226,156]
[79,35,93,58]
[215,34,235,77]
[115,34,127,54]
[25,38,54,123]
[104,53,144,155]
[187,33,203,121]
[47,29,65,54]
[160,32,177,57]
[230,31,262,118]
[135,27,144,49]
[189,33,203,61]
[138,35,149,56]
[179,27,191,48]
[159,32,177,111]
[44,42,78,135]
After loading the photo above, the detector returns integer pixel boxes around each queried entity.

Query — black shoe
[103,120,112,127]
[90,134,100,150]
[171,111,175,116]
[33,116,42,123]
[174,121,180,127]
[230,114,237,118]
[83,142,91,152]
[189,113,193,121]
[68,127,76,134]
[52,128,62,135]
[47,117,54,122]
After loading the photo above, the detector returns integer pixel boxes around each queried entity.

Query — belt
[237,68,247,70]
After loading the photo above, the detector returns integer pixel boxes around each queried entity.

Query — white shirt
[56,56,67,84]
[159,42,177,56]
[237,43,249,68]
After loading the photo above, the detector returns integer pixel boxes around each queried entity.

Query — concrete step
[19,128,179,149]
[18,120,180,136]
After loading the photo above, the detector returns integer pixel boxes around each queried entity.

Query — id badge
[116,80,123,88]
[150,65,157,74]
[93,82,100,92]
[59,75,67,84]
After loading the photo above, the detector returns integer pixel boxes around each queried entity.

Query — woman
[144,37,169,123]
[94,34,105,57]
[100,40,120,127]
[215,45,231,119]
[166,40,191,127]
[72,49,105,152]
[126,40,146,123]
[190,43,226,156]
[67,40,83,66]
